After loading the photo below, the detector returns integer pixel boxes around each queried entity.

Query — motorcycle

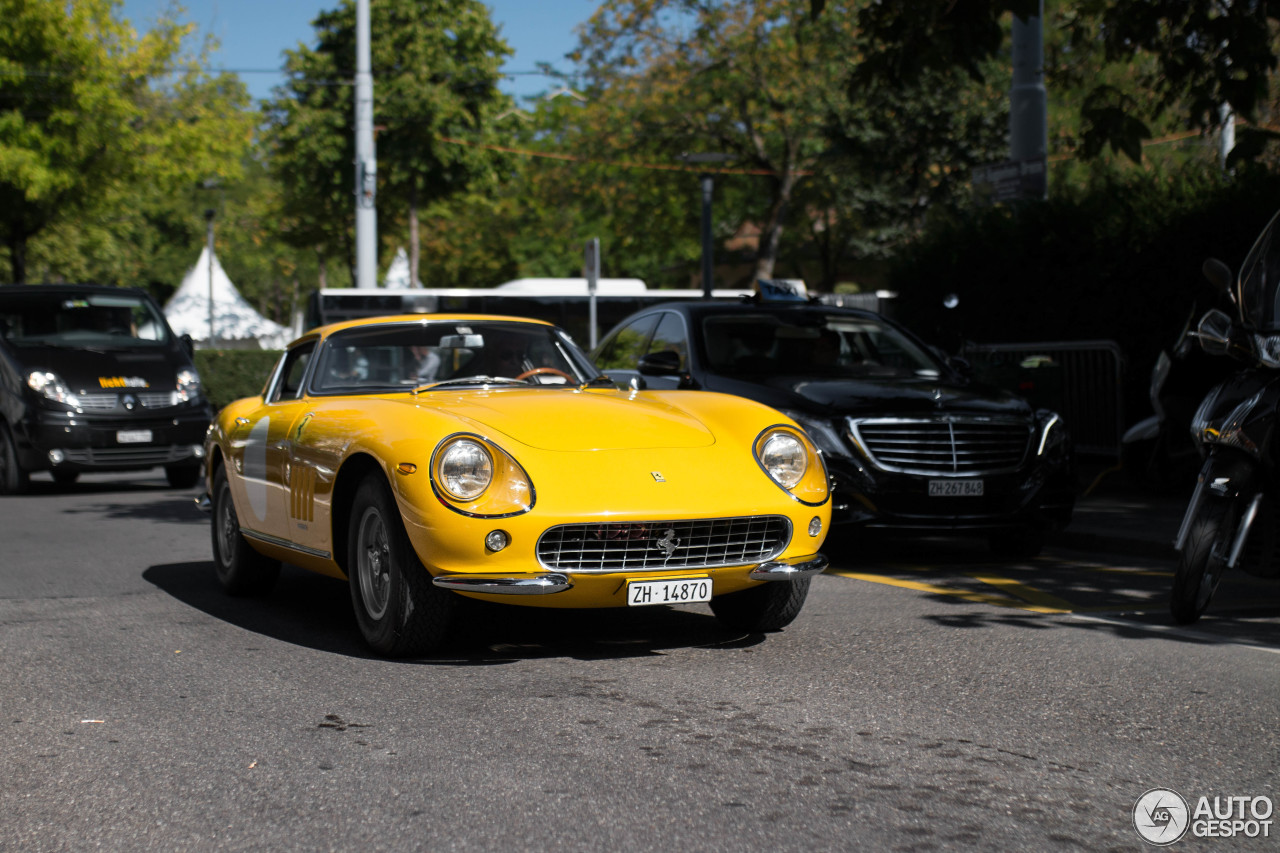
[1121,299,1227,487]
[1171,209,1280,624]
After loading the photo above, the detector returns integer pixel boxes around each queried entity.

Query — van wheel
[210,465,279,595]
[0,424,29,495]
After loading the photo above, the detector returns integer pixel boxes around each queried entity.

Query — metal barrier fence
[962,340,1125,458]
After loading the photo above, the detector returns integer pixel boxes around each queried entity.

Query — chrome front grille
[537,516,791,573]
[74,392,177,411]
[849,416,1032,476]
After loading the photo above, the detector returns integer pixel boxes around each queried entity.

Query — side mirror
[180,333,195,356]
[1202,258,1233,294]
[1195,309,1233,356]
[638,350,681,376]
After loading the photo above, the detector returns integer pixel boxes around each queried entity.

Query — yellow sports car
[203,314,830,656]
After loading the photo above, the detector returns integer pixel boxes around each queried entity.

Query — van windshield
[0,291,171,348]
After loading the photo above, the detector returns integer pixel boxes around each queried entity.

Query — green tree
[265,0,515,289]
[0,0,252,283]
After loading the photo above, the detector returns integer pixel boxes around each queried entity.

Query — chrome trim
[431,573,571,594]
[536,515,791,573]
[1173,472,1208,552]
[847,415,1032,476]
[749,554,829,581]
[195,492,211,514]
[1227,492,1265,569]
[240,528,331,560]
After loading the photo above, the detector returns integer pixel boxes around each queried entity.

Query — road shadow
[57,494,206,524]
[143,561,767,664]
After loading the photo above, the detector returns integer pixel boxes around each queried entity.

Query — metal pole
[354,0,378,289]
[585,238,600,350]
[1010,0,1047,197]
[205,209,215,346]
[700,174,714,298]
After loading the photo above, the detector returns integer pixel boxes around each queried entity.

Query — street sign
[972,157,1047,203]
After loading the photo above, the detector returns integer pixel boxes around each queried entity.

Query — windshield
[0,291,171,348]
[1237,209,1280,332]
[310,320,601,394]
[701,312,943,380]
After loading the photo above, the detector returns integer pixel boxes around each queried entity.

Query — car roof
[0,284,150,297]
[312,313,558,340]
[627,298,881,322]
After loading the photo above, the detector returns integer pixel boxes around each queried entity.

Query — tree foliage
[0,0,253,283]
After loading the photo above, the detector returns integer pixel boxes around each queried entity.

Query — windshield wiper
[412,376,527,393]
[579,375,618,389]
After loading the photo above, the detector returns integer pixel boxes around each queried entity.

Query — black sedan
[592,298,1075,557]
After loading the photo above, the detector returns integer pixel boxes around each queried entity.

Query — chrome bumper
[749,554,828,581]
[430,554,829,596]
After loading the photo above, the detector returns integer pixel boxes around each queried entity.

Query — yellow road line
[966,573,1076,611]
[829,570,1069,613]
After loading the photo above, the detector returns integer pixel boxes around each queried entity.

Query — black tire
[165,464,201,489]
[0,423,30,495]
[51,470,80,487]
[348,475,454,656]
[210,465,280,596]
[989,528,1045,560]
[1171,501,1232,624]
[710,577,811,633]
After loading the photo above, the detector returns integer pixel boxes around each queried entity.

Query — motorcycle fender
[1174,453,1260,552]
[1121,415,1161,444]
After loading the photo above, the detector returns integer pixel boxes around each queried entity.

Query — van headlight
[176,368,203,403]
[27,371,80,408]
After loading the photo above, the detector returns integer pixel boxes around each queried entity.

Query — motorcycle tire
[1170,501,1233,624]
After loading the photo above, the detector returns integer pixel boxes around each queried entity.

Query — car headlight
[27,371,80,408]
[753,426,830,505]
[780,409,849,458]
[761,431,806,487]
[431,434,534,516]
[1036,412,1068,457]
[176,368,203,403]
[437,438,493,500]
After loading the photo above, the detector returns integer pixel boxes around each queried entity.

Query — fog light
[192,444,206,459]
[48,449,65,465]
[485,530,510,552]
[808,516,822,537]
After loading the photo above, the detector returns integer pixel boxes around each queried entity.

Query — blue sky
[118,0,599,103]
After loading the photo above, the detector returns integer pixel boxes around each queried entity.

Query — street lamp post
[679,152,732,298]
[204,208,216,347]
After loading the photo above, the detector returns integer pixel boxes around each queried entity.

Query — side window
[595,315,659,369]
[270,341,316,402]
[645,312,688,371]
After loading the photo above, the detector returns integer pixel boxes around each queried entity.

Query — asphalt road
[2,470,1278,851]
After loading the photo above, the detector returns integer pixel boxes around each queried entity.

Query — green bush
[194,349,281,412]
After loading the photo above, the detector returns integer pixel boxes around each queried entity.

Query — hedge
[193,349,281,412]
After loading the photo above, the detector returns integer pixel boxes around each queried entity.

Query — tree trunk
[754,169,797,282]
[409,186,420,287]
[316,247,328,290]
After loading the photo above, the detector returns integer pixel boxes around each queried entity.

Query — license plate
[929,479,983,497]
[627,577,712,607]
[116,430,152,444]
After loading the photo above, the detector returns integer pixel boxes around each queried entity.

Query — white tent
[383,247,416,288]
[165,247,291,349]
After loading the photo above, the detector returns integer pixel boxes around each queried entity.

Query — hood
[706,373,1033,419]
[415,388,717,451]
[9,343,185,395]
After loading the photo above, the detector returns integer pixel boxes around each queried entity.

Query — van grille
[849,416,1032,475]
[537,516,790,573]
[75,392,177,411]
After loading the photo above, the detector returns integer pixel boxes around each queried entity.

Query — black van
[0,285,213,493]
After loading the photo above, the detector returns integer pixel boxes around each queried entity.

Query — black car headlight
[176,368,203,403]
[27,370,80,408]
[1036,412,1068,458]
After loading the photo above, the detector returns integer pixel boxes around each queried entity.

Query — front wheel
[1171,501,1233,624]
[348,475,454,656]
[210,465,280,595]
[710,578,811,633]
